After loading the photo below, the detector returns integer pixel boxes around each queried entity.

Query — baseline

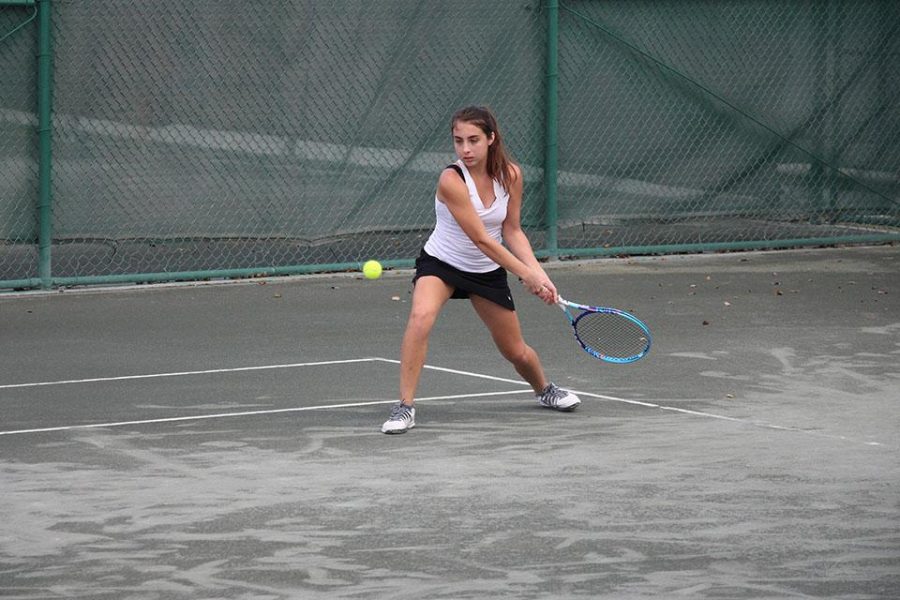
[0,357,885,447]
[0,390,532,437]
[376,359,884,447]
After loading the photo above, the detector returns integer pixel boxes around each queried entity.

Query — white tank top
[423,160,509,273]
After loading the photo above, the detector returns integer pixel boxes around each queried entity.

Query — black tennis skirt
[413,250,515,311]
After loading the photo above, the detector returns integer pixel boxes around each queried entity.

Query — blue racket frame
[557,296,652,363]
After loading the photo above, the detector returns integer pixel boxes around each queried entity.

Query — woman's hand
[521,268,558,305]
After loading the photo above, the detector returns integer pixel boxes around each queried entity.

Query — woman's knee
[500,342,533,366]
[406,305,440,337]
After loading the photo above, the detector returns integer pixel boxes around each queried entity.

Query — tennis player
[381,105,580,434]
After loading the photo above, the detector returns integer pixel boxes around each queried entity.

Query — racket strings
[573,311,649,359]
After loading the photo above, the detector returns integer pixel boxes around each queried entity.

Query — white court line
[573,389,881,446]
[0,357,884,446]
[360,359,885,447]
[0,390,533,437]
[377,357,529,386]
[0,358,378,390]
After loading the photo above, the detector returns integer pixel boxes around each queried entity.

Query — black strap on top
[446,164,465,181]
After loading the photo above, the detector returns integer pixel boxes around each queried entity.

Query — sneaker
[381,401,416,434]
[537,383,581,411]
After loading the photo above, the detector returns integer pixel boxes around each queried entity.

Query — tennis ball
[362,260,383,279]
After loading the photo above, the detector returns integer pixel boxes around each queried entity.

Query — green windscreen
[1,0,897,288]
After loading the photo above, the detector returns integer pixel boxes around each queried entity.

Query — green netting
[1,0,897,289]
[0,1,39,281]
[556,1,899,252]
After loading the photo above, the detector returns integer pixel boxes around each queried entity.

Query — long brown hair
[451,105,518,192]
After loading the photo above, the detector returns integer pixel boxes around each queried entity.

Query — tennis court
[1,245,897,599]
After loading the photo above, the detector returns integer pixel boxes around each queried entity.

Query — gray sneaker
[537,383,581,411]
[381,401,416,434]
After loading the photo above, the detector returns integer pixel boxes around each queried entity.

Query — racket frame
[556,296,652,363]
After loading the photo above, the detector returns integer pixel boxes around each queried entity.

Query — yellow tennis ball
[362,260,383,279]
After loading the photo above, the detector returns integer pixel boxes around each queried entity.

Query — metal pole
[544,0,559,257]
[36,0,53,288]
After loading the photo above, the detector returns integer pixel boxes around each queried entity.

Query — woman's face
[452,120,494,169]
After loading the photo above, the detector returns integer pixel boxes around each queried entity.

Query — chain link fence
[557,1,899,252]
[0,1,39,283]
[1,0,898,289]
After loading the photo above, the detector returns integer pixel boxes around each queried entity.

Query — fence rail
[2,0,898,290]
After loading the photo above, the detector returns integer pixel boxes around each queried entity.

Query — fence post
[544,0,559,257]
[36,0,53,288]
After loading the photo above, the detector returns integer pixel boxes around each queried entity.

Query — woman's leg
[470,295,581,411]
[469,294,548,394]
[399,276,455,405]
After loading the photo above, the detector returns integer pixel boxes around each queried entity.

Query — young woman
[381,106,580,434]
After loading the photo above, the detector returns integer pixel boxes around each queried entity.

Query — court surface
[1,245,898,599]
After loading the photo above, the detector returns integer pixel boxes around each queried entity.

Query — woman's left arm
[502,164,557,304]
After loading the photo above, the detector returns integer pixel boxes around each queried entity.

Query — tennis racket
[557,296,651,363]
